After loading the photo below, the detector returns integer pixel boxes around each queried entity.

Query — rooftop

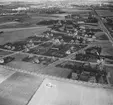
[0,4,113,105]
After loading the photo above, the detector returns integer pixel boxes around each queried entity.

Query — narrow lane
[0,26,48,32]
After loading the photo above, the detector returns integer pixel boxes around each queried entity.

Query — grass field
[6,59,71,78]
[7,60,46,73]
[28,78,113,105]
[0,26,48,45]
[5,53,71,78]
[81,24,100,29]
[0,5,113,105]
[106,66,113,85]
[96,10,113,17]
[90,41,113,56]
[0,22,19,26]
[0,71,43,105]
[39,65,72,78]
[0,67,15,84]
[61,8,91,13]
[95,32,109,40]
[0,14,65,29]
[0,50,13,57]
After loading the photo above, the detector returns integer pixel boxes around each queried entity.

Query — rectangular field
[28,78,113,105]
[0,72,44,105]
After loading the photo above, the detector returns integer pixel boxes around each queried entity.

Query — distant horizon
[0,0,63,2]
[0,0,111,2]
[0,0,40,2]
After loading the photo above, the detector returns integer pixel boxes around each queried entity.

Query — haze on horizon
[0,0,43,2]
[0,0,63,2]
[0,0,111,2]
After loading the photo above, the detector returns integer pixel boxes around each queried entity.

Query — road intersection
[0,7,112,88]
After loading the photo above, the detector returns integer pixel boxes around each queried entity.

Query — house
[77,21,85,24]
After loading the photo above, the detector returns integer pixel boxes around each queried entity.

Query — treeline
[28,7,65,14]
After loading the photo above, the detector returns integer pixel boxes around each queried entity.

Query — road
[0,65,111,88]
[0,21,19,26]
[0,36,113,67]
[0,39,52,59]
[92,7,113,45]
[0,26,48,32]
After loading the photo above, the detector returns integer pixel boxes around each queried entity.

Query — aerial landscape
[0,0,113,105]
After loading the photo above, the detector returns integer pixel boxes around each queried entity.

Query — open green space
[95,32,109,40]
[0,50,13,57]
[96,10,113,17]
[0,26,48,45]
[0,71,43,105]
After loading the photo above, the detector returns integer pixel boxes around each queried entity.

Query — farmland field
[0,71,43,105]
[96,10,113,17]
[0,26,48,44]
[0,2,113,105]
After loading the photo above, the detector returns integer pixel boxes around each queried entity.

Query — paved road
[92,7,113,45]
[0,39,113,67]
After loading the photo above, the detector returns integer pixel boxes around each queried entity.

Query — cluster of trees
[28,7,63,14]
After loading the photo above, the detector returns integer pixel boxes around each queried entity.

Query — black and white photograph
[0,0,113,105]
